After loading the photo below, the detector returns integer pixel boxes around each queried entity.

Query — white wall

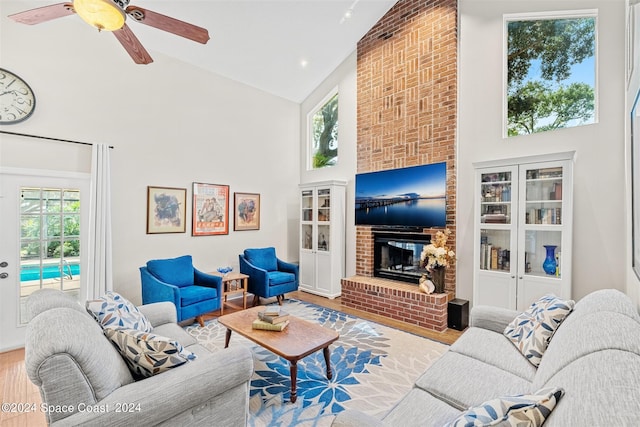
[458,0,627,304]
[0,2,300,304]
[299,51,358,277]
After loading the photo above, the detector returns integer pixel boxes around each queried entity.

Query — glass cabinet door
[317,188,330,252]
[521,165,564,278]
[301,190,313,250]
[478,169,515,272]
[480,171,513,225]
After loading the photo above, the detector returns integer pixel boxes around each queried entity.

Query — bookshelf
[474,153,574,310]
[299,180,346,299]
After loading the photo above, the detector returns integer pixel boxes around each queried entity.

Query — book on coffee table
[258,310,290,324]
[263,305,281,316]
[252,318,290,331]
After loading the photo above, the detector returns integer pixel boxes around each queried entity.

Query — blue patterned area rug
[185,299,449,427]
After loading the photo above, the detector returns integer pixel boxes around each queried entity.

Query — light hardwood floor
[1,290,463,426]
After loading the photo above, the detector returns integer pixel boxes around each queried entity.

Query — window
[309,90,338,169]
[505,11,597,137]
[20,187,81,322]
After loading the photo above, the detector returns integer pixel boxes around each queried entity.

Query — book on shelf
[258,310,290,324]
[252,318,290,331]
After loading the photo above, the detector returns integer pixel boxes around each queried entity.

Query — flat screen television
[355,162,447,228]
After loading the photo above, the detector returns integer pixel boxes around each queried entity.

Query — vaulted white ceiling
[2,1,398,102]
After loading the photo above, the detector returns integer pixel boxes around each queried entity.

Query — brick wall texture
[348,0,458,329]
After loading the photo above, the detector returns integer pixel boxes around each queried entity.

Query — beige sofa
[333,289,640,426]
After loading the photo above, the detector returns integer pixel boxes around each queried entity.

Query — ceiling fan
[8,0,210,64]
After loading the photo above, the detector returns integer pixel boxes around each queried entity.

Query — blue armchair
[140,255,222,326]
[239,247,299,306]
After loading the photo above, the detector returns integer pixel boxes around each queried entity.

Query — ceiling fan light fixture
[74,0,126,32]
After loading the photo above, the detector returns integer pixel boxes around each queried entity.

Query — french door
[0,169,89,352]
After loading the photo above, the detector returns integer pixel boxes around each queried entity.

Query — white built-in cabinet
[299,180,346,299]
[473,152,574,311]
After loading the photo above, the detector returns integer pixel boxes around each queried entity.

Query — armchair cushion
[105,328,197,378]
[147,255,195,287]
[244,247,278,271]
[268,271,296,286]
[86,291,152,332]
[180,285,218,306]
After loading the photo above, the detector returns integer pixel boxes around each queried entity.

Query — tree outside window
[310,91,338,169]
[506,12,596,137]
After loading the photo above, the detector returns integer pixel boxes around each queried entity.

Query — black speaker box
[448,298,469,331]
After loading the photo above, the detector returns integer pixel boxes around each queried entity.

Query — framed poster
[147,186,187,234]
[192,182,229,235]
[234,192,260,231]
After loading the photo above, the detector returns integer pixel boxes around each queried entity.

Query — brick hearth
[341,276,448,332]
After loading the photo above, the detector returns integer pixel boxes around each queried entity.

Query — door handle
[0,261,7,268]
[0,272,8,279]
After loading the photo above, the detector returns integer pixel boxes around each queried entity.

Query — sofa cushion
[445,387,564,427]
[86,291,152,332]
[244,247,278,271]
[416,351,534,411]
[504,294,574,367]
[105,328,197,378]
[450,327,537,382]
[382,387,462,427]
[536,350,640,426]
[147,255,195,287]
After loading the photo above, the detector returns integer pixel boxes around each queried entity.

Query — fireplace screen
[374,233,430,284]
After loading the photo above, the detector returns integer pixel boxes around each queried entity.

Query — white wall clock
[0,68,36,124]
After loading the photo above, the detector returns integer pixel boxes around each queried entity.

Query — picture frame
[234,192,260,231]
[192,182,229,236]
[147,186,187,234]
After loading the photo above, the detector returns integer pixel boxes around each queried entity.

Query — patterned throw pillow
[105,328,197,378]
[86,291,152,332]
[446,387,564,427]
[504,294,574,367]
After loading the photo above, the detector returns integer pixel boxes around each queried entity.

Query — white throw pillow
[86,291,152,332]
[445,386,564,427]
[504,294,574,367]
[105,328,197,378]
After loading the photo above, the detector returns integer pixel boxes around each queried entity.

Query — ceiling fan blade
[8,3,75,25]
[125,6,210,44]
[113,24,153,64]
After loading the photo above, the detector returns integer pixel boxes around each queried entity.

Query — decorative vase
[429,267,446,293]
[542,245,557,275]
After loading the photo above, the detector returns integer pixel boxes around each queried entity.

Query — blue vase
[542,245,557,275]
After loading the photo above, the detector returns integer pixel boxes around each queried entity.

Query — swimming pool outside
[20,262,80,282]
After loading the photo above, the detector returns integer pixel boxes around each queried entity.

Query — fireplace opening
[373,232,431,284]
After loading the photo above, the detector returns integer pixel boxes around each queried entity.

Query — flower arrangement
[420,229,455,271]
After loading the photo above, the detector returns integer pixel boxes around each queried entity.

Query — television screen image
[355,162,447,228]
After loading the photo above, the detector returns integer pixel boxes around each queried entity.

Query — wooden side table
[211,271,248,315]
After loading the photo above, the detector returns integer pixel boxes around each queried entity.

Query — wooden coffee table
[218,306,339,403]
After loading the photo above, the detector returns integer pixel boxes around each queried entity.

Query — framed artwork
[192,182,229,236]
[234,192,260,231]
[147,186,187,234]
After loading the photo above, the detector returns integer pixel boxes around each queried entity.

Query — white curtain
[85,144,113,300]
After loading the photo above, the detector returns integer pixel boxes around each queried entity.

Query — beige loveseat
[25,288,253,426]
